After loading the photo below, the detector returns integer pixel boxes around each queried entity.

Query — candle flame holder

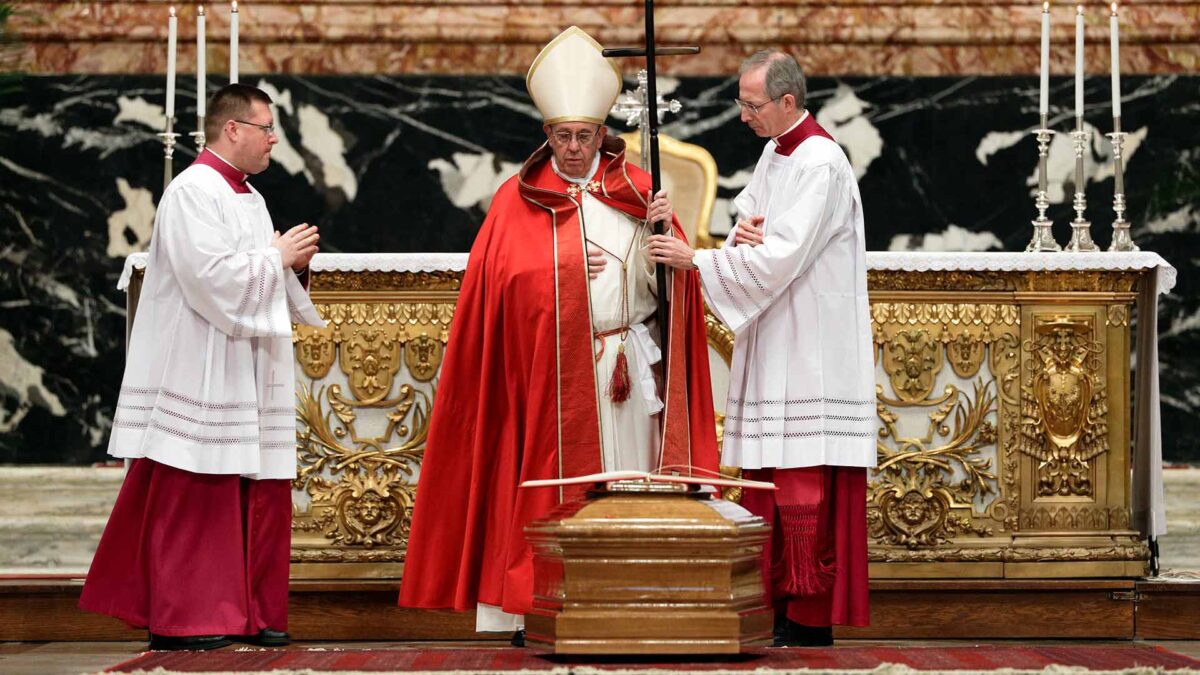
[1026,113,1061,252]
[1064,117,1099,252]
[158,115,181,192]
[1106,116,1138,251]
[190,115,207,152]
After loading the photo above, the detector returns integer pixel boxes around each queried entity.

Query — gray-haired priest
[647,50,876,647]
[79,84,325,651]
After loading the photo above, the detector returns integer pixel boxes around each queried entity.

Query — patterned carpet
[107,645,1200,673]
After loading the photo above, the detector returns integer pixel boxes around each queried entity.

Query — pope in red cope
[398,26,719,640]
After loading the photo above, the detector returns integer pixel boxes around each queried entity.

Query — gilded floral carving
[883,329,944,403]
[292,301,449,562]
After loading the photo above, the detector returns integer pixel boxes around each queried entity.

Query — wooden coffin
[524,483,772,654]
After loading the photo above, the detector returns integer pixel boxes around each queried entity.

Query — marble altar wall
[1,73,1198,466]
[10,1,1200,76]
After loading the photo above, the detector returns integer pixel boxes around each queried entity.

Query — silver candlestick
[1064,115,1099,252]
[157,115,181,192]
[190,115,206,152]
[1026,113,1061,252]
[1106,116,1138,251]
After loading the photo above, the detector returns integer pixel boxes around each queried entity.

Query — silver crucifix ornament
[610,70,682,172]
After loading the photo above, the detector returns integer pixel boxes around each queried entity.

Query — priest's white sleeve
[283,271,326,327]
[158,185,293,338]
[694,163,843,333]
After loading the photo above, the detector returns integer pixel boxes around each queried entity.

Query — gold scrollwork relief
[320,301,456,327]
[296,382,429,551]
[999,408,1022,532]
[946,329,986,378]
[341,326,404,404]
[1003,544,1149,562]
[990,332,1022,404]
[991,332,1023,531]
[872,302,1019,327]
[1019,316,1109,498]
[1107,304,1129,327]
[869,547,1003,563]
[868,270,1014,292]
[869,270,1140,294]
[292,548,409,563]
[882,330,943,403]
[871,379,1000,549]
[1019,505,1131,531]
[311,270,463,292]
[868,543,1148,563]
[292,301,451,559]
[870,303,1018,552]
[405,336,444,382]
[1013,271,1140,293]
[295,324,337,379]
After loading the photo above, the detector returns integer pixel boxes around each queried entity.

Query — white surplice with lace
[695,124,876,471]
[108,163,324,480]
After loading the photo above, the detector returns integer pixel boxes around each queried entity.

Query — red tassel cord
[607,342,632,403]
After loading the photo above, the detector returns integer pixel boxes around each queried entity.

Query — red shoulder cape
[399,137,718,615]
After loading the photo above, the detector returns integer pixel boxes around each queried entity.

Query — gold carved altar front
[861,268,1147,579]
[119,258,1154,581]
[258,263,1149,580]
[283,269,461,579]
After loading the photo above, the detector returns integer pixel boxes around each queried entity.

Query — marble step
[0,465,1195,575]
[0,466,124,517]
[0,466,122,574]
[1160,467,1200,573]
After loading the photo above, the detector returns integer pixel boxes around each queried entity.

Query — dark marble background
[0,74,1196,464]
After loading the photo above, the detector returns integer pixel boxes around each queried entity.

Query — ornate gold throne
[620,132,720,249]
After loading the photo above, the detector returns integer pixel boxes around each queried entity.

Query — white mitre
[526,26,622,125]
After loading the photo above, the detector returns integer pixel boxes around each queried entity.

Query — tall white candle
[1110,3,1121,118]
[1075,4,1084,117]
[230,1,239,84]
[1040,2,1051,115]
[197,6,206,117]
[166,7,178,119]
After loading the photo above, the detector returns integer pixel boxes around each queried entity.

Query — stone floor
[1160,466,1200,574]
[0,465,1197,575]
[0,639,1196,675]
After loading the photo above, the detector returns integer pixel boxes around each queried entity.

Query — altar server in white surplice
[80,84,324,652]
[647,51,875,647]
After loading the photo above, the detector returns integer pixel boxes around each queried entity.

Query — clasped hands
[271,223,320,271]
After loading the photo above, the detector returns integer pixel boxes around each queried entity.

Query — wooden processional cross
[602,0,699,362]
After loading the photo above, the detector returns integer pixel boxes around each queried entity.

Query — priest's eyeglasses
[550,130,596,146]
[734,96,783,116]
[234,119,277,136]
